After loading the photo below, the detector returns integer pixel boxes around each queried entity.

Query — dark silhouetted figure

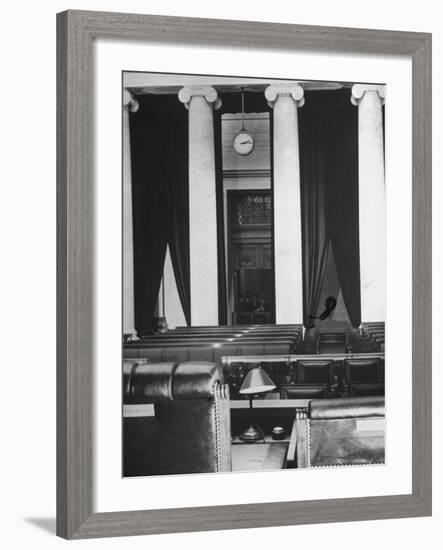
[319,296,337,320]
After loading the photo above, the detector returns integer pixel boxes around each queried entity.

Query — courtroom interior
[122,72,386,476]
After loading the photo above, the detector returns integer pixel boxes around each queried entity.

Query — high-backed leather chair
[292,396,385,468]
[277,360,334,399]
[345,358,384,397]
[345,358,381,383]
[123,361,231,476]
[295,359,333,384]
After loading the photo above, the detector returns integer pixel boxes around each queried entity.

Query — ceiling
[124,71,353,95]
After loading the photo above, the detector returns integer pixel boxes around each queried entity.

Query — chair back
[123,361,231,476]
[294,396,385,468]
[296,360,333,384]
[345,358,381,383]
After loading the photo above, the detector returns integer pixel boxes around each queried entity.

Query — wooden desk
[231,442,289,472]
[124,398,310,417]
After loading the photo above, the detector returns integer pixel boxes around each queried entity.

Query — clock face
[233,132,255,156]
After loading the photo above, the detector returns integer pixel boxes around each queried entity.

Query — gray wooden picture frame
[56,9,432,539]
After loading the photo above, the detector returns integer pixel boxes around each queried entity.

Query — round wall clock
[233,89,255,156]
[233,131,255,156]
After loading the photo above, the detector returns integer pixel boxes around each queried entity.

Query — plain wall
[0,0,441,549]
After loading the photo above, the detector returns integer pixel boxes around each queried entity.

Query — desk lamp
[238,367,276,442]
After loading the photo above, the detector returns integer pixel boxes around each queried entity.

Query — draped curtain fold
[324,103,361,327]
[167,114,191,328]
[130,95,191,333]
[299,108,331,328]
[213,111,227,325]
[299,90,361,328]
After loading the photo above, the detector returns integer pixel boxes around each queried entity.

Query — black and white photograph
[1,0,437,545]
[122,71,386,477]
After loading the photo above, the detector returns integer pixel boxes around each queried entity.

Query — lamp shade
[239,367,276,395]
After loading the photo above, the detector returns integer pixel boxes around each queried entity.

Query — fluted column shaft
[123,90,138,339]
[351,84,386,322]
[265,84,304,324]
[178,86,221,326]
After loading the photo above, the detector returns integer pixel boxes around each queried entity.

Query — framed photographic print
[57,10,432,539]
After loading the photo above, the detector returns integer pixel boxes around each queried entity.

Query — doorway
[227,190,275,325]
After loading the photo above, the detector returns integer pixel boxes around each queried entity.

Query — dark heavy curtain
[213,111,227,325]
[130,95,191,333]
[299,106,330,329]
[167,114,191,328]
[324,96,361,327]
[299,90,361,328]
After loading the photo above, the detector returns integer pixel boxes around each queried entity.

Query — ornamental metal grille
[230,192,272,225]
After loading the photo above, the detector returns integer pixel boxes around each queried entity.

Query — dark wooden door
[227,191,274,325]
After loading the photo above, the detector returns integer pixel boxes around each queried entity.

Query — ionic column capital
[351,84,385,106]
[265,84,305,108]
[178,86,222,110]
[123,89,139,113]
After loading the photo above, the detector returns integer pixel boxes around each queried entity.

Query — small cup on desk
[272,426,286,440]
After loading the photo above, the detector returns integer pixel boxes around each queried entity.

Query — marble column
[122,89,139,340]
[351,84,386,322]
[178,86,221,326]
[265,84,304,324]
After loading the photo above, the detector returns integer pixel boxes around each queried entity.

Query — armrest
[290,408,309,468]
[310,396,385,420]
[286,418,298,466]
